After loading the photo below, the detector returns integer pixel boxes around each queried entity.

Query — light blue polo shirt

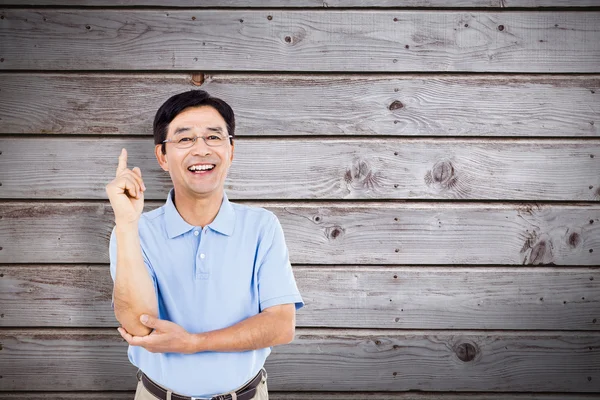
[109,188,304,397]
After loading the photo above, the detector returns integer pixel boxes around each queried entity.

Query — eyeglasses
[162,133,233,149]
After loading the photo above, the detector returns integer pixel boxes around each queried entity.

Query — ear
[155,144,169,172]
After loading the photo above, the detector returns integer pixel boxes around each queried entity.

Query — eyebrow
[173,126,224,136]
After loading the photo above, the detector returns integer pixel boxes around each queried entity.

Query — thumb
[140,314,158,327]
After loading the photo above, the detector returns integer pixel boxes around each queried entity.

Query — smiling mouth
[187,164,216,175]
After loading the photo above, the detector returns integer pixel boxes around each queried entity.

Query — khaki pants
[134,369,269,400]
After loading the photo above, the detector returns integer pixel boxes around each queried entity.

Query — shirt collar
[164,188,236,239]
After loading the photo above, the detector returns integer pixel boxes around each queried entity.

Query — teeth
[189,164,215,171]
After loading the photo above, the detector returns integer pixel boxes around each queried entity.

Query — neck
[172,187,224,228]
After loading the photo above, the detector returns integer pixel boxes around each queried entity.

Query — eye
[178,136,194,143]
[207,135,222,140]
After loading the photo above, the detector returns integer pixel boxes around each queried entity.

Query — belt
[139,369,265,400]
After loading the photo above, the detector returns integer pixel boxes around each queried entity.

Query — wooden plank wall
[0,1,599,399]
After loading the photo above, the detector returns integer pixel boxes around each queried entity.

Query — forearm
[113,223,159,336]
[191,308,295,353]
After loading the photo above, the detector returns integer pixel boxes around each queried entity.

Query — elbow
[283,325,296,344]
[114,299,157,337]
[278,321,296,345]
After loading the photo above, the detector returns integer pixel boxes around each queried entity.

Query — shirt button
[193,230,199,236]
[200,253,205,259]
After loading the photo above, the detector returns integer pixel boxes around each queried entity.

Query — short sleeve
[257,214,305,312]
[109,226,158,310]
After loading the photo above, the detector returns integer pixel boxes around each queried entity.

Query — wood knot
[498,25,505,31]
[191,73,205,86]
[568,232,582,249]
[425,160,458,191]
[285,36,292,43]
[432,161,454,184]
[326,226,344,240]
[455,342,477,362]
[389,100,404,111]
[522,236,555,265]
[344,159,382,191]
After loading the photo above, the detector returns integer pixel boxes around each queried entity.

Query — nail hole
[267,15,272,20]
[498,25,505,31]
[192,16,196,20]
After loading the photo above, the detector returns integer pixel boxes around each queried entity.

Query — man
[106,90,304,399]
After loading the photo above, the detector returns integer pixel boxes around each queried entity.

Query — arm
[191,303,296,353]
[117,303,296,354]
[112,223,159,337]
[106,148,158,337]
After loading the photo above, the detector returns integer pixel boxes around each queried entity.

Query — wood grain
[2,393,600,400]
[1,1,599,7]
[1,265,598,330]
[1,329,598,392]
[1,137,599,200]
[1,10,599,72]
[0,201,598,265]
[1,73,598,137]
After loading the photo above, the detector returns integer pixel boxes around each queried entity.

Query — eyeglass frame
[162,133,234,149]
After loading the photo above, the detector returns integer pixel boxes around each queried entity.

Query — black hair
[153,90,235,154]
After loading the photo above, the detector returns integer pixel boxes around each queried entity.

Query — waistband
[137,368,266,400]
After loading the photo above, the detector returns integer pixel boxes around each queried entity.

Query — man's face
[155,106,234,198]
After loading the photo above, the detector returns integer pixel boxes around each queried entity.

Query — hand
[105,148,146,225]
[117,314,196,354]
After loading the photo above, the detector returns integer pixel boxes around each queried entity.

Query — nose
[190,136,212,155]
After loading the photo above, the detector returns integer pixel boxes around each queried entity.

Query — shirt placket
[194,226,210,280]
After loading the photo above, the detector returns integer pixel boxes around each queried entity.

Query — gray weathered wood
[1,73,598,137]
[2,393,600,400]
[1,10,599,72]
[1,138,599,201]
[1,1,599,7]
[1,201,599,265]
[1,265,598,330]
[1,329,598,391]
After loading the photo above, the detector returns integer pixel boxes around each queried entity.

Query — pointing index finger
[116,148,127,175]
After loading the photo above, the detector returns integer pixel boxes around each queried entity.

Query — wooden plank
[1,10,599,72]
[1,329,598,391]
[3,393,600,400]
[1,138,600,201]
[1,1,599,8]
[1,73,599,137]
[0,201,599,265]
[1,265,598,330]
